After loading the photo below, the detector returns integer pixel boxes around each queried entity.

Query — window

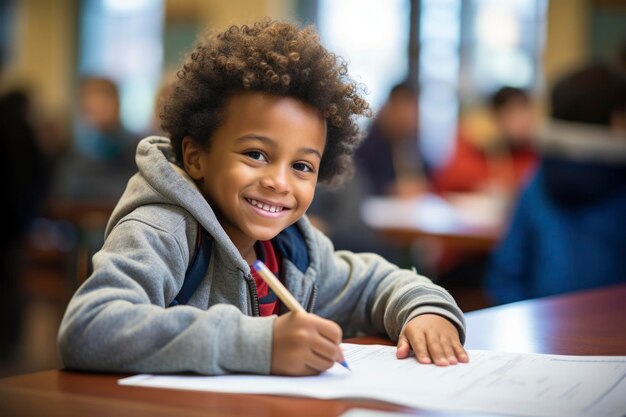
[317,0,410,112]
[460,0,547,102]
[78,0,164,133]
[419,0,546,166]
[419,0,462,166]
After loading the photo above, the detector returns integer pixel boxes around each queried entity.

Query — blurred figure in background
[486,87,538,197]
[0,89,52,358]
[356,82,428,198]
[433,86,538,199]
[487,63,626,304]
[50,77,139,278]
[427,87,538,311]
[306,174,396,256]
[53,76,138,201]
[307,82,425,260]
[308,82,425,259]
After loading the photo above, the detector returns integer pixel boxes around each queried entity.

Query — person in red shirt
[434,87,538,198]
[431,87,538,311]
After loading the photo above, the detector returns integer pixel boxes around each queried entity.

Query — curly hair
[160,18,371,186]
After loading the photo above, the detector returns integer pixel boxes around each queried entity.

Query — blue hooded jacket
[486,121,626,304]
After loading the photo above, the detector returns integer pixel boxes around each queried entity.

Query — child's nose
[260,165,291,193]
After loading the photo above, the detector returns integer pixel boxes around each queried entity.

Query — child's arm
[58,217,275,376]
[308,222,466,364]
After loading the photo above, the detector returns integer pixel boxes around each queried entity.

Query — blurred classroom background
[1,0,625,378]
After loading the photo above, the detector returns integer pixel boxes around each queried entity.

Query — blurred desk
[464,283,626,355]
[43,198,116,229]
[24,198,117,286]
[361,193,505,251]
[2,284,624,417]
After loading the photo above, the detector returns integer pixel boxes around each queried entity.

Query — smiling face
[182,92,326,260]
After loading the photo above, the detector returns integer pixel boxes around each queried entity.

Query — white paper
[339,409,422,417]
[119,344,626,417]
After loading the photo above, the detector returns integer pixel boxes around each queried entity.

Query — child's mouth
[245,198,288,214]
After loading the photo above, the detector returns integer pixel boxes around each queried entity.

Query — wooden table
[360,193,505,251]
[2,284,625,417]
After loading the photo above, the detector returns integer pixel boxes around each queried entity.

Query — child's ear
[181,136,205,180]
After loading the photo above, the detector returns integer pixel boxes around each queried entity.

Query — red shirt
[250,240,281,316]
[433,134,537,194]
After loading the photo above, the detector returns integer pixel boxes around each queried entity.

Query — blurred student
[426,88,537,310]
[309,83,425,257]
[58,19,467,377]
[356,82,427,198]
[433,87,537,198]
[53,76,138,201]
[486,63,626,304]
[0,90,51,358]
[306,173,394,256]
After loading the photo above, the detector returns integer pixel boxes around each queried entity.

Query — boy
[58,19,467,376]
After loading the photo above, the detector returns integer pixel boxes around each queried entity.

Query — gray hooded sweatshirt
[58,136,466,376]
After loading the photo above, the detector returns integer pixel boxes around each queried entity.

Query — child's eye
[244,151,267,162]
[293,162,314,173]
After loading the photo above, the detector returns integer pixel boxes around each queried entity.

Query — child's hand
[396,314,468,366]
[271,311,345,376]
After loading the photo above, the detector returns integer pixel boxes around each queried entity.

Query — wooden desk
[360,193,505,251]
[44,198,115,224]
[464,283,626,356]
[2,284,625,417]
[25,198,116,285]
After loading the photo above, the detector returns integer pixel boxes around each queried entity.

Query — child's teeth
[248,198,282,213]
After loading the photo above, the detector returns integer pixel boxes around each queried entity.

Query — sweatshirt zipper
[306,284,318,313]
[244,273,261,317]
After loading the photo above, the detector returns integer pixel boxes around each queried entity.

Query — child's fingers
[399,315,468,366]
[425,333,449,366]
[406,334,431,363]
[316,317,343,344]
[310,334,343,364]
[453,340,469,363]
[396,336,411,359]
[305,349,336,373]
[441,340,458,365]
[308,315,345,367]
[337,346,346,365]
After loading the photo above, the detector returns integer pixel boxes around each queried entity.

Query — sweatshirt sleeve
[57,219,274,375]
[311,228,466,343]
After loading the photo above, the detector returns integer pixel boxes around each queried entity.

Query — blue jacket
[486,122,626,304]
[487,158,626,303]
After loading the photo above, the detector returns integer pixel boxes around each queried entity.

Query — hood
[105,136,250,272]
[537,121,626,206]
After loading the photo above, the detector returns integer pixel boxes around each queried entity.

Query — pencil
[252,259,350,370]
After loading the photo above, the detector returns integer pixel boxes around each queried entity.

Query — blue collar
[272,224,309,273]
